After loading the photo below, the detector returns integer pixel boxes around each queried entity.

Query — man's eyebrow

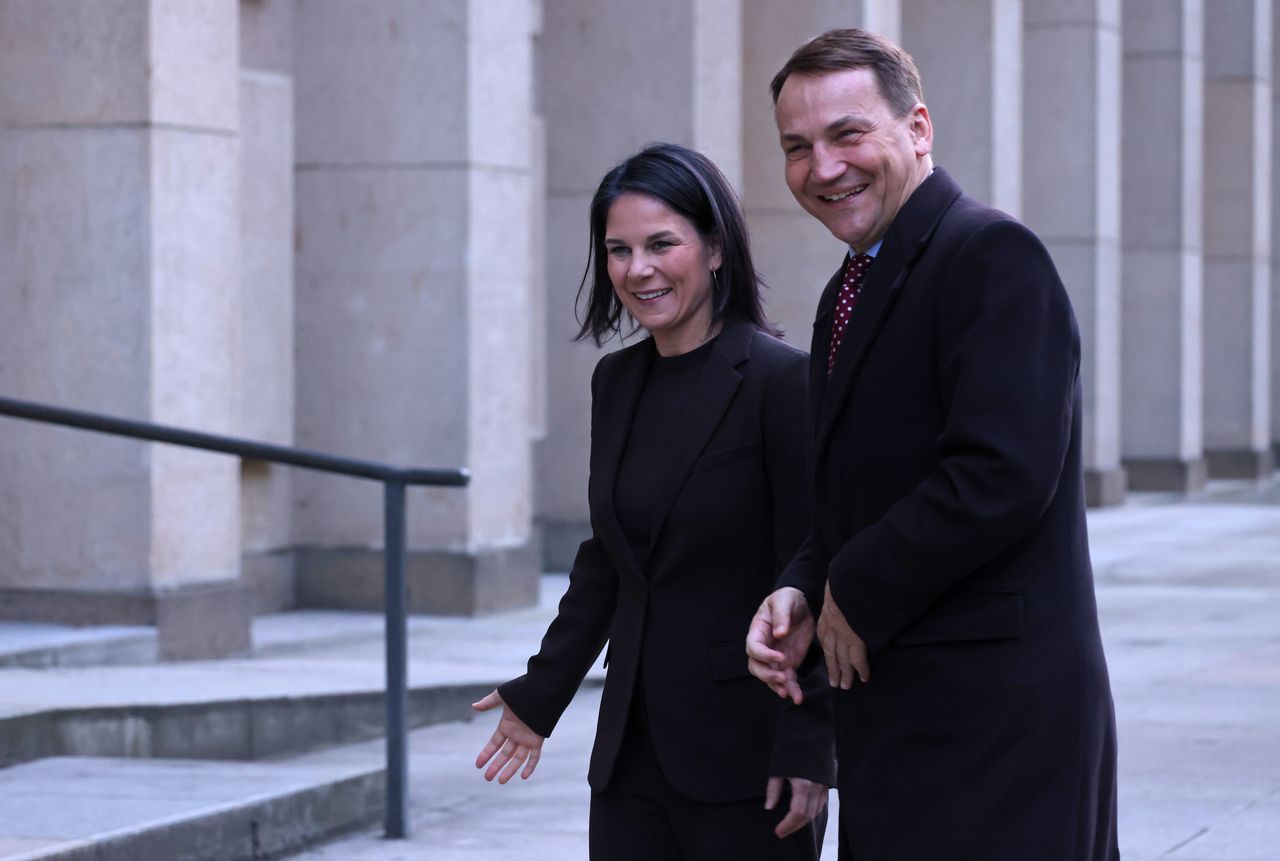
[825,114,870,133]
[780,114,870,142]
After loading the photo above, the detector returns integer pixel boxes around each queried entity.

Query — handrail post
[383,478,409,838]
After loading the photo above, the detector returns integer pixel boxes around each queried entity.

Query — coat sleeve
[776,534,825,617]
[497,359,620,737]
[759,345,835,786]
[829,219,1080,653]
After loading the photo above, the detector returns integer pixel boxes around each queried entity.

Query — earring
[712,268,720,291]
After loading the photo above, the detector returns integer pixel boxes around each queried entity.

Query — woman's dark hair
[575,142,777,346]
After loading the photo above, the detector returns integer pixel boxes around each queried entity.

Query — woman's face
[604,192,722,356]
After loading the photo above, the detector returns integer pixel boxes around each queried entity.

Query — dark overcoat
[780,168,1119,860]
[502,319,834,803]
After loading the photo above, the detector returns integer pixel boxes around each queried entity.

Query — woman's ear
[709,239,724,273]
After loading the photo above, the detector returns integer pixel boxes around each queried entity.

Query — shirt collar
[848,168,933,259]
[848,239,883,259]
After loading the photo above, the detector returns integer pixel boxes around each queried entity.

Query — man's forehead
[778,67,878,97]
[776,69,886,120]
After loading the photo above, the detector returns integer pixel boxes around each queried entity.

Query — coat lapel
[645,319,753,560]
[815,168,963,457]
[809,265,846,435]
[589,338,654,582]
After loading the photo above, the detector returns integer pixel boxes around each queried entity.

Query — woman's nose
[628,253,654,279]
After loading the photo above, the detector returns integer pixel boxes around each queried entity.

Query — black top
[613,336,717,569]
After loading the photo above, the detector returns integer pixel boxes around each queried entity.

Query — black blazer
[780,168,1119,859]
[501,319,833,803]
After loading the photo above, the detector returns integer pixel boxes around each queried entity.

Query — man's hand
[746,586,815,704]
[472,690,546,783]
[765,776,829,839]
[818,581,870,688]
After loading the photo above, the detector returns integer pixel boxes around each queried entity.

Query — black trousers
[589,700,823,861]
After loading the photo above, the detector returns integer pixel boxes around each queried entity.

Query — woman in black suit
[473,143,832,860]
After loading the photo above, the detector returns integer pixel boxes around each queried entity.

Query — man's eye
[785,145,809,160]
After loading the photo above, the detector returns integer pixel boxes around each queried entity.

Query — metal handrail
[0,394,468,839]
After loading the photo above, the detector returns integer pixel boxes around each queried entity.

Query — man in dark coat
[745,28,1119,860]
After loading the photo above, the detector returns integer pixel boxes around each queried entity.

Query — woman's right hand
[472,690,547,783]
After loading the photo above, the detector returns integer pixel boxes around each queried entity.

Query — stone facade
[0,0,1276,651]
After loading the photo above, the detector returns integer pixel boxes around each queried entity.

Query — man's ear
[909,103,933,156]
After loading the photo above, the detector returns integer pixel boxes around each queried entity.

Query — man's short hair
[770,28,924,116]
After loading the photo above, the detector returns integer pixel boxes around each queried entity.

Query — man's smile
[818,184,868,203]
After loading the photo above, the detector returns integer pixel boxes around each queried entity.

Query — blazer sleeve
[759,345,835,786]
[828,219,1080,654]
[498,359,620,737]
[498,534,618,737]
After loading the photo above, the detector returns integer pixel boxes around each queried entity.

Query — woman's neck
[652,318,724,357]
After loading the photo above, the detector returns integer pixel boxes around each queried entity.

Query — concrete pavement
[295,495,1280,861]
[0,484,1277,860]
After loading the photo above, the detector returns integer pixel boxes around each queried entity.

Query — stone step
[0,750,384,861]
[0,681,493,768]
[0,623,157,670]
[0,679,602,861]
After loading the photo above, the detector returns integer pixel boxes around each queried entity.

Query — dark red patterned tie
[827,253,873,375]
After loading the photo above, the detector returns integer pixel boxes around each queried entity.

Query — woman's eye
[651,240,672,251]
[607,246,629,257]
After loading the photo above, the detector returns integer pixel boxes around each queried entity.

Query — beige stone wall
[0,0,1278,631]
[1121,0,1207,491]
[1023,0,1125,504]
[291,0,541,611]
[1203,0,1274,478]
[534,0,747,566]
[0,0,246,657]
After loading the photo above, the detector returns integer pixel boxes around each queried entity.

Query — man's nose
[810,143,845,184]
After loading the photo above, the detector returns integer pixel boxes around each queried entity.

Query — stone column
[0,1,247,658]
[1120,0,1207,492]
[535,0,744,568]
[293,0,541,614]
[741,0,902,347]
[1203,0,1274,479]
[1273,2,1280,467]
[1022,1,1125,505]
[239,0,296,613]
[902,0,1022,216]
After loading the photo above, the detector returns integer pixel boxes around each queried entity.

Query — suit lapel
[815,168,964,457]
[645,320,753,560]
[589,338,654,582]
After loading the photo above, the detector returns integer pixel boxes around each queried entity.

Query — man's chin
[826,218,875,249]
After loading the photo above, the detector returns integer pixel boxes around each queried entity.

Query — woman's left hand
[765,775,829,838]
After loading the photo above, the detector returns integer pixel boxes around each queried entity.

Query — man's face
[775,68,932,251]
